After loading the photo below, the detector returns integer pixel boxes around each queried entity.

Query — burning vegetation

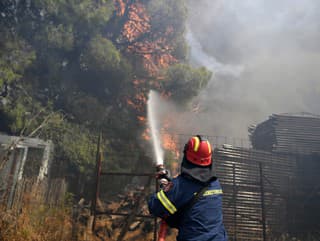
[113,0,187,156]
[0,0,211,240]
[116,0,177,77]
[121,1,151,42]
[161,121,180,159]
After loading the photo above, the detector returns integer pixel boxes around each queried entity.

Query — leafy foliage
[33,0,114,31]
[172,36,189,60]
[147,0,187,37]
[82,35,121,72]
[54,122,98,174]
[0,0,212,200]
[0,90,46,135]
[163,64,212,105]
[45,24,75,51]
[0,34,35,87]
[0,88,97,184]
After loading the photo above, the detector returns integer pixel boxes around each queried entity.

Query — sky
[177,0,320,139]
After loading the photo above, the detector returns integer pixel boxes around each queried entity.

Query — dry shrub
[0,195,72,241]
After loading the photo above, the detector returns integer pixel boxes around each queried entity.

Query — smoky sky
[174,0,320,139]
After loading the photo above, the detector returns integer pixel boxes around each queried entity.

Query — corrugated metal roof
[249,113,320,154]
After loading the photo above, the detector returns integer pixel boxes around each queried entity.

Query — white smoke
[186,28,244,77]
[183,0,320,138]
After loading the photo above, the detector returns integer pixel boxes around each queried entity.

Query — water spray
[147,90,169,185]
[147,90,168,241]
[147,90,164,165]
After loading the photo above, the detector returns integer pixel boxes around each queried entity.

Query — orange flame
[142,128,151,141]
[137,116,146,122]
[122,1,151,42]
[125,93,146,113]
[128,39,177,77]
[161,132,180,159]
[114,0,179,148]
[113,0,127,16]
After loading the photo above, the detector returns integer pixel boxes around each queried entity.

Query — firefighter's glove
[155,168,170,180]
[156,168,171,190]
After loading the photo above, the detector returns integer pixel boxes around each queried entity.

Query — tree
[33,0,114,33]
[147,0,187,38]
[0,33,35,88]
[0,0,214,199]
[45,24,75,51]
[162,64,212,105]
[81,35,121,72]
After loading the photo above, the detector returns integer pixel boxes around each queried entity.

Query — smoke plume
[181,0,320,139]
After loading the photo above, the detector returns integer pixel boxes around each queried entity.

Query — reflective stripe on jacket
[148,175,228,241]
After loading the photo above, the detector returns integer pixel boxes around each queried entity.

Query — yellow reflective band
[157,190,177,214]
[193,137,200,152]
[207,141,211,154]
[203,189,223,196]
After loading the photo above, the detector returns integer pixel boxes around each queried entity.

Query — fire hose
[158,219,168,241]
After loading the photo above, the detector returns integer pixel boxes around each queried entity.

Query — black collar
[180,156,217,184]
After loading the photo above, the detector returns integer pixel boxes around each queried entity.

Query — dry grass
[0,200,72,241]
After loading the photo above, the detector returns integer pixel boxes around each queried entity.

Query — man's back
[148,135,228,241]
[148,175,228,241]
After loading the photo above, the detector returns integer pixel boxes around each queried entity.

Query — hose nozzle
[156,164,171,189]
[156,164,165,172]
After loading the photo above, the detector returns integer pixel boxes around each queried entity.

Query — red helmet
[184,135,212,166]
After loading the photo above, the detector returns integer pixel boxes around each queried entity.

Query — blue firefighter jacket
[148,175,228,241]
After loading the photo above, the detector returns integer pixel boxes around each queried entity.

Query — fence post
[233,164,237,241]
[259,162,266,241]
[91,133,103,232]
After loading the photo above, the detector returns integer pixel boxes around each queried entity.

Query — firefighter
[148,135,228,241]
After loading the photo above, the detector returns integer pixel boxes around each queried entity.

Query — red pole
[155,164,169,241]
[158,219,168,241]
